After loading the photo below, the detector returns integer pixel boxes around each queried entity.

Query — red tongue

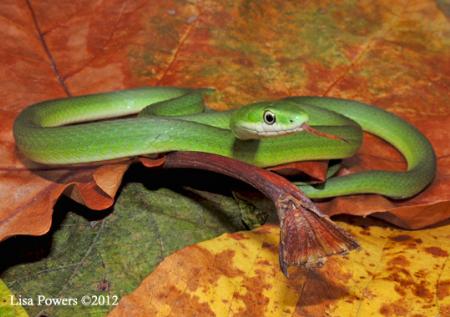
[303,124,349,143]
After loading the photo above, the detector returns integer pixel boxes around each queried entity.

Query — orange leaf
[1,0,449,241]
[268,160,329,181]
[0,162,129,240]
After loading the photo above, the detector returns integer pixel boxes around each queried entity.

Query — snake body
[13,87,436,199]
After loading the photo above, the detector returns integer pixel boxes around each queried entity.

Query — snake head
[230,100,309,140]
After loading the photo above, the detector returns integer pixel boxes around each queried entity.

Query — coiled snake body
[13,87,436,199]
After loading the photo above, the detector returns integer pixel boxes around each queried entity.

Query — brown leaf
[1,0,449,242]
[0,162,129,240]
[162,151,359,272]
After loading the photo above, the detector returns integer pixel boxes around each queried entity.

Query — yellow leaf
[108,220,449,316]
[0,279,29,317]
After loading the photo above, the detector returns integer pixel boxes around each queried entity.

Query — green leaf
[1,181,265,316]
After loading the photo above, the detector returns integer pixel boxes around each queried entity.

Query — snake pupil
[264,111,276,125]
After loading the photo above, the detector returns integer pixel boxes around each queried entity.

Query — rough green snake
[13,87,436,199]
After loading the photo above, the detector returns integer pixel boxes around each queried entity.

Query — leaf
[108,219,450,317]
[0,180,253,317]
[0,162,130,241]
[161,152,360,272]
[0,279,29,317]
[1,1,449,245]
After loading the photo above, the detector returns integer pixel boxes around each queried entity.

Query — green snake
[13,87,436,199]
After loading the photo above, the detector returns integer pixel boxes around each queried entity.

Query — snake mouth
[256,124,306,137]
[234,123,347,143]
[237,123,307,138]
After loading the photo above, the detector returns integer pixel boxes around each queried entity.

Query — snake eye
[263,110,276,125]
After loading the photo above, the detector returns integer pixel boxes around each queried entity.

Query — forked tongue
[303,124,349,143]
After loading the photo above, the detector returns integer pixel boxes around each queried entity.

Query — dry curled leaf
[161,152,359,272]
[108,219,450,317]
[0,0,449,242]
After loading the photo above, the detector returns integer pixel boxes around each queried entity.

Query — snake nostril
[289,119,293,123]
